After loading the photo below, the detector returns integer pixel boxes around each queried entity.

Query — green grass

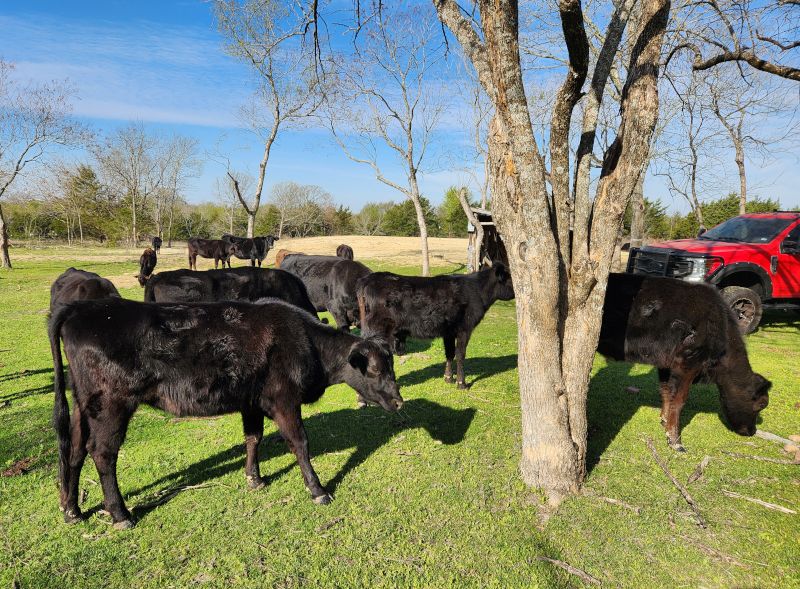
[1,245,798,588]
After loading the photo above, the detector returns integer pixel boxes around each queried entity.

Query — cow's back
[50,268,120,311]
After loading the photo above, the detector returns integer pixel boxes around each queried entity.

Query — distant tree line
[3,180,482,244]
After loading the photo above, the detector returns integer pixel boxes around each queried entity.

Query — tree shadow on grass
[586,362,741,474]
[398,354,518,388]
[114,398,475,523]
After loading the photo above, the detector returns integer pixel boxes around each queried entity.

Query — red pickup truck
[627,211,800,333]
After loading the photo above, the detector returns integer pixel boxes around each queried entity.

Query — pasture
[1,239,798,588]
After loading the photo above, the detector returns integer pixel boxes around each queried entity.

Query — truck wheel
[721,286,763,334]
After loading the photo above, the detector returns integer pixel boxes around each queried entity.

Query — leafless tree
[214,0,323,237]
[0,59,86,268]
[156,136,201,245]
[270,181,332,238]
[325,4,447,276]
[353,202,392,236]
[706,68,798,213]
[670,0,800,81]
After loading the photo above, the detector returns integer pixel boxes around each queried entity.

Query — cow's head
[489,262,515,301]
[344,336,403,412]
[718,372,771,436]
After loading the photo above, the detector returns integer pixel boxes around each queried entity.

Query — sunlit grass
[1,245,798,588]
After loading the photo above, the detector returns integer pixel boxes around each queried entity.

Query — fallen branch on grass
[535,556,601,585]
[721,451,798,465]
[677,534,749,569]
[755,429,792,446]
[645,437,707,528]
[588,493,642,515]
[686,456,711,485]
[721,490,797,514]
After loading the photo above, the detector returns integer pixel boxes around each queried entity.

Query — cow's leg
[657,368,674,428]
[62,404,89,523]
[455,329,472,389]
[87,405,134,529]
[241,410,265,489]
[664,370,697,452]
[443,334,456,384]
[394,332,407,356]
[272,405,330,504]
[189,252,195,270]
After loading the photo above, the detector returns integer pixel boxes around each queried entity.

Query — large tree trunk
[1,202,12,269]
[247,213,255,238]
[411,196,431,277]
[630,171,646,248]
[457,187,484,271]
[435,0,669,503]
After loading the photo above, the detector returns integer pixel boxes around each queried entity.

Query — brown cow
[137,248,157,286]
[275,249,304,268]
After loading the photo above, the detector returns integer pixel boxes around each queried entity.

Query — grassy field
[1,243,798,588]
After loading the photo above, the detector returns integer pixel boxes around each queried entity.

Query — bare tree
[214,0,323,238]
[353,202,392,236]
[325,5,447,276]
[94,123,171,246]
[269,181,332,238]
[432,0,670,502]
[671,0,800,81]
[0,59,85,268]
[155,136,201,244]
[706,69,797,214]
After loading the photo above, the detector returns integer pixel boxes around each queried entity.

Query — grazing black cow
[151,236,162,253]
[49,297,403,529]
[357,264,515,389]
[137,248,157,287]
[144,267,318,316]
[187,237,236,270]
[598,273,771,451]
[280,255,372,332]
[336,244,354,260]
[50,268,120,312]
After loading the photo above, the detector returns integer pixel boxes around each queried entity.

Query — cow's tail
[48,305,72,492]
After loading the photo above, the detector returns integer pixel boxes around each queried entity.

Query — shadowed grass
[1,244,798,588]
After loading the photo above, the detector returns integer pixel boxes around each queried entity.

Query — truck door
[773,222,800,298]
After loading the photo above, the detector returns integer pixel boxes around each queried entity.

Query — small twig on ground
[687,456,711,485]
[755,429,792,445]
[590,493,642,515]
[535,556,601,586]
[721,451,798,465]
[721,490,797,514]
[645,437,707,528]
[317,515,345,532]
[677,534,749,569]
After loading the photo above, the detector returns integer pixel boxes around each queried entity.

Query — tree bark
[736,142,746,215]
[408,172,430,277]
[1,202,12,269]
[457,187,484,271]
[630,171,646,248]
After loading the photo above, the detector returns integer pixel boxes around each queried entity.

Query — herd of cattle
[45,235,771,529]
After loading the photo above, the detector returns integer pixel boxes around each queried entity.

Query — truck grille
[627,248,694,278]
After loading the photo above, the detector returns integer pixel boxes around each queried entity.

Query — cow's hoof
[312,493,333,505]
[444,375,455,384]
[457,381,468,390]
[113,519,135,531]
[356,401,367,409]
[63,509,83,524]
[668,438,686,452]
[247,476,266,490]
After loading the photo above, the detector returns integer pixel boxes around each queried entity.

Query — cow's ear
[348,345,369,375]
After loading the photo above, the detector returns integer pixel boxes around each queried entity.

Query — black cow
[144,267,319,317]
[598,273,771,450]
[49,268,120,312]
[336,244,354,260]
[222,234,279,267]
[49,297,403,529]
[280,255,372,331]
[137,248,157,287]
[187,237,236,270]
[151,236,162,253]
[357,264,515,389]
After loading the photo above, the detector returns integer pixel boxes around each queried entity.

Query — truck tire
[721,286,763,334]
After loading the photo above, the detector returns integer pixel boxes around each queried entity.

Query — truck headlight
[682,257,723,282]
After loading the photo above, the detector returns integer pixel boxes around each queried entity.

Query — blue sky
[1,0,799,212]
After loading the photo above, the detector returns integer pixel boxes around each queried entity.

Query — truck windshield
[699,216,794,244]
